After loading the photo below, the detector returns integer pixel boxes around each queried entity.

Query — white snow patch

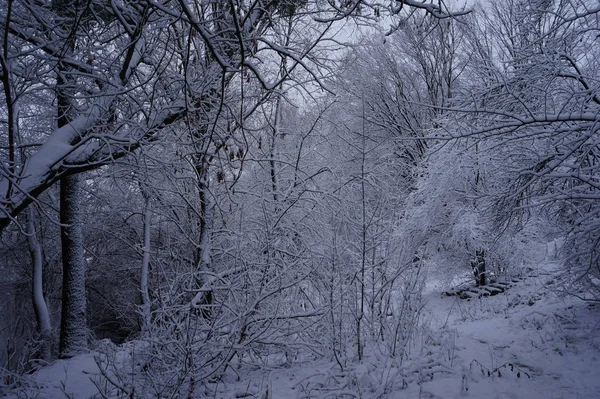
[4,263,599,398]
[3,353,101,398]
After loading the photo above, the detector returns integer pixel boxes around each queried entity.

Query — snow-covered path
[419,264,600,399]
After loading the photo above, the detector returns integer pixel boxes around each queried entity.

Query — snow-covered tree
[445,0,600,296]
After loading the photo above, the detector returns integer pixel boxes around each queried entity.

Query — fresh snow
[417,263,600,399]
[2,353,100,398]
[4,262,599,398]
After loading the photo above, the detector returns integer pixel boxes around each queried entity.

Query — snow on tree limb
[0,0,471,234]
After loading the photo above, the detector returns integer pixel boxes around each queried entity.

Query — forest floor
[4,261,600,398]
[412,262,600,399]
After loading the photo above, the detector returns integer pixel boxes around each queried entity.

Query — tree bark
[192,173,214,320]
[53,1,87,356]
[59,174,87,358]
[27,207,52,361]
[140,192,152,334]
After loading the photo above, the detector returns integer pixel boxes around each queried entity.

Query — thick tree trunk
[59,174,87,358]
[53,6,87,355]
[27,207,52,361]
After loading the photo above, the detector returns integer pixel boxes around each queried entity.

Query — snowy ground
[3,261,599,398]
[416,263,600,399]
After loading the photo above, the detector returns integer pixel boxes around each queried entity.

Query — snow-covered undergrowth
[421,263,600,399]
[3,261,599,398]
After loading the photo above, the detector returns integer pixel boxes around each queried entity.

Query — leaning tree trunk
[27,207,52,361]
